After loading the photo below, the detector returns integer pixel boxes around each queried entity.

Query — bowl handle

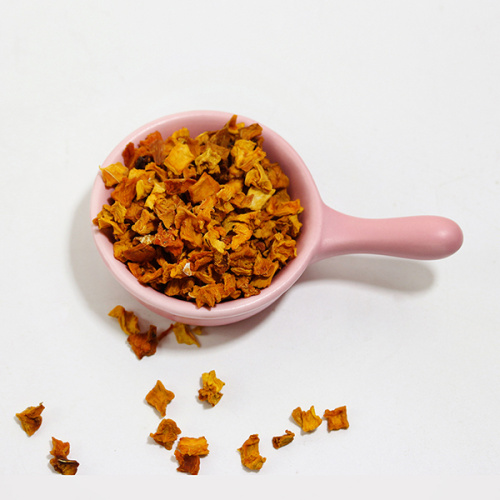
[312,203,464,263]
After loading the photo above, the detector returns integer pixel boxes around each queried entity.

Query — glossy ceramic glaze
[90,110,463,326]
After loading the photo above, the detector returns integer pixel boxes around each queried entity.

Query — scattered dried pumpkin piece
[16,403,45,436]
[176,436,209,456]
[323,406,349,431]
[291,405,322,432]
[172,322,202,347]
[49,437,79,475]
[127,324,172,359]
[198,370,225,406]
[145,380,175,417]
[108,305,140,335]
[272,430,295,449]
[108,305,173,359]
[238,434,266,471]
[150,418,182,450]
[174,450,201,475]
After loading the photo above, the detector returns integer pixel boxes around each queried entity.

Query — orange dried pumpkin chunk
[49,437,79,475]
[145,380,175,417]
[16,403,45,436]
[174,436,209,475]
[108,305,140,335]
[108,305,172,359]
[174,451,201,475]
[150,418,181,450]
[272,430,295,449]
[176,436,209,456]
[323,406,350,431]
[238,434,266,471]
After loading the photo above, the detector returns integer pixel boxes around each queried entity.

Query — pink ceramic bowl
[90,110,463,326]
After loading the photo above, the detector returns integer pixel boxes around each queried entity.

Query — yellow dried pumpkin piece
[108,305,140,335]
[198,370,225,406]
[291,405,322,432]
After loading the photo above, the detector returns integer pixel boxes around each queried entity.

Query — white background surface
[1,0,499,493]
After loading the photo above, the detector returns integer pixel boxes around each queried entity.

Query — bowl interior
[90,110,323,325]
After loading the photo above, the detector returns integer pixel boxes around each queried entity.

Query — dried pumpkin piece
[93,204,127,236]
[172,322,202,347]
[164,142,195,175]
[49,437,79,475]
[247,186,275,210]
[145,380,175,417]
[198,370,225,406]
[131,208,157,235]
[176,436,209,456]
[323,406,349,431]
[272,430,295,449]
[238,434,266,471]
[195,146,222,175]
[111,177,139,207]
[128,261,163,285]
[231,139,266,172]
[175,450,201,475]
[188,172,221,204]
[16,403,45,436]
[127,324,172,359]
[108,305,140,335]
[190,283,224,308]
[109,305,171,359]
[122,242,157,263]
[291,406,322,432]
[150,418,181,450]
[100,162,129,187]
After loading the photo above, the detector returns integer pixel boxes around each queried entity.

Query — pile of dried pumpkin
[92,115,303,309]
[15,306,349,474]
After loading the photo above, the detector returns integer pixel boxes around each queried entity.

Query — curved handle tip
[315,205,464,262]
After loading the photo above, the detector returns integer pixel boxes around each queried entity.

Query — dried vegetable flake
[323,406,349,431]
[108,305,172,358]
[172,322,202,347]
[174,451,201,475]
[198,370,225,406]
[126,324,172,359]
[176,436,209,456]
[16,403,45,436]
[145,380,175,417]
[174,436,210,475]
[291,405,322,432]
[150,418,182,450]
[94,115,303,309]
[272,430,295,449]
[108,305,140,335]
[238,434,266,471]
[49,437,79,475]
